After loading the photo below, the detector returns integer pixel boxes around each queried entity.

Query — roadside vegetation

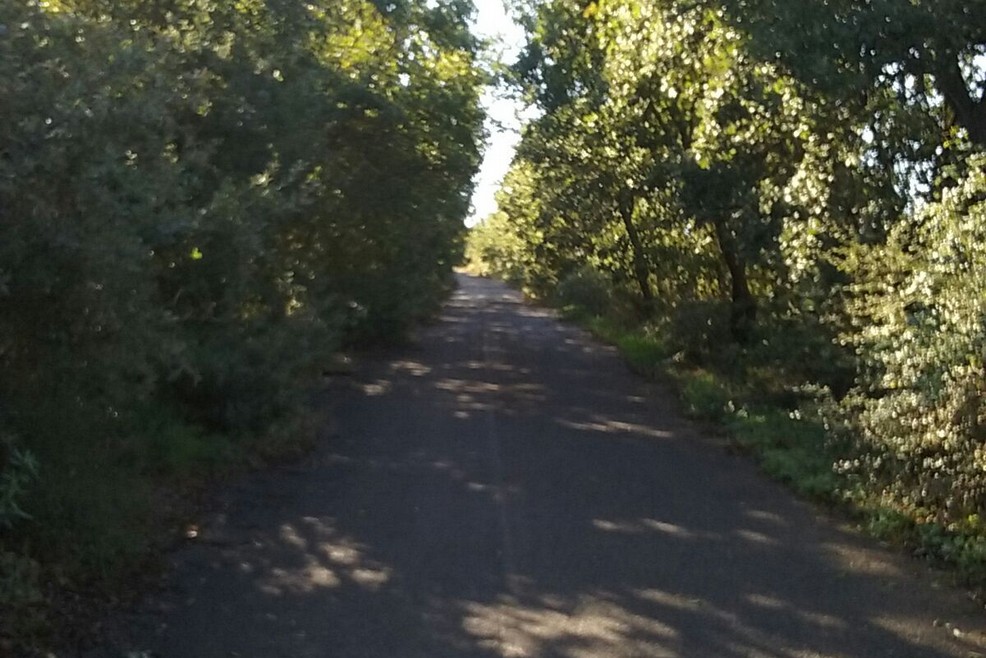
[0,0,484,650]
[467,0,986,589]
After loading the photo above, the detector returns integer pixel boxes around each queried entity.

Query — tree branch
[934,52,986,146]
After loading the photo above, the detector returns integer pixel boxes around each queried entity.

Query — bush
[555,266,614,317]
[730,409,842,499]
[833,155,986,528]
[0,437,43,636]
[0,0,485,647]
[0,439,38,532]
[667,300,734,365]
[680,371,734,421]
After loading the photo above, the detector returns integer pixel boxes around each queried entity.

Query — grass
[728,409,841,499]
[0,392,323,651]
[567,305,986,591]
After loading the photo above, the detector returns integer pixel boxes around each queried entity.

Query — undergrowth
[0,394,322,652]
[570,308,986,590]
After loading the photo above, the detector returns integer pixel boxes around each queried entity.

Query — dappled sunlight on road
[110,275,985,658]
[452,584,862,658]
[461,595,681,658]
[255,519,394,597]
[388,360,433,377]
[819,540,905,578]
[744,508,790,527]
[556,416,674,440]
[592,518,707,539]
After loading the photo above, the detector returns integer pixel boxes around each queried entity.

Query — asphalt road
[95,275,986,657]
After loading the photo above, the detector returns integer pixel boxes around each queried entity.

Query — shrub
[0,436,43,634]
[833,155,986,528]
[680,371,734,421]
[0,439,38,532]
[555,266,614,317]
[667,300,734,365]
[0,0,485,647]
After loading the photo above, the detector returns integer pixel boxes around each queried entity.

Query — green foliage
[0,0,484,645]
[486,0,986,584]
[581,316,669,377]
[864,510,986,584]
[613,331,670,377]
[667,301,734,366]
[555,266,613,317]
[577,312,844,500]
[464,162,557,297]
[729,410,841,499]
[0,550,42,608]
[832,156,986,530]
[716,0,986,149]
[680,371,734,423]
[0,441,38,531]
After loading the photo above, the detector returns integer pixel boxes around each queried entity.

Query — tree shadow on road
[102,276,985,658]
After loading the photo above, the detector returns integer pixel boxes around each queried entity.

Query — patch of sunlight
[746,593,847,632]
[820,541,903,578]
[798,609,848,631]
[745,593,786,610]
[557,417,673,439]
[636,589,705,611]
[592,518,701,539]
[322,543,360,566]
[350,567,391,590]
[260,560,341,596]
[869,614,961,653]
[642,519,698,537]
[743,508,788,526]
[593,519,646,534]
[438,313,474,323]
[435,378,501,413]
[259,519,393,596]
[461,360,527,373]
[362,379,391,396]
[431,459,470,482]
[279,523,309,550]
[389,360,433,376]
[461,597,679,658]
[734,529,780,547]
[435,378,500,394]
[514,305,556,319]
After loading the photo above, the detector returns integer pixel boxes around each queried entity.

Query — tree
[0,1,486,624]
[501,0,872,341]
[717,0,986,150]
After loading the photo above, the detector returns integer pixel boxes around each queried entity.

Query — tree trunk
[934,53,986,147]
[713,220,756,343]
[618,190,655,308]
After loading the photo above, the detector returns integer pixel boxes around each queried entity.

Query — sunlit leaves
[834,156,986,525]
[479,0,986,550]
[0,0,485,427]
[715,0,986,150]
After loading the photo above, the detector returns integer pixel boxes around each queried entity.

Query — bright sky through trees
[468,1,527,226]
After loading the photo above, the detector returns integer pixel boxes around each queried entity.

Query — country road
[93,274,985,658]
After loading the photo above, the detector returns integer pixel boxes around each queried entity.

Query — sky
[466,1,529,227]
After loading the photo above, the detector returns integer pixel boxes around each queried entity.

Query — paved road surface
[95,275,986,657]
